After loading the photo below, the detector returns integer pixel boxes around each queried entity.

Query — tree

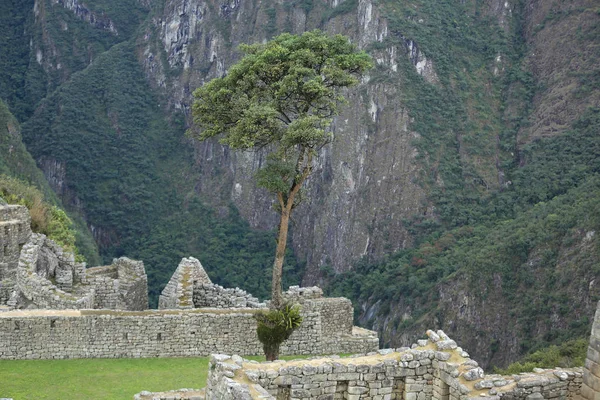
[189,30,372,308]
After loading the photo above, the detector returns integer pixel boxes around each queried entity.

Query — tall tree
[189,30,372,308]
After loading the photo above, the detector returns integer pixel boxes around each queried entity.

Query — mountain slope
[1,0,598,367]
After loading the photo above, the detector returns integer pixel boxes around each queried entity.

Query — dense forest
[0,0,598,368]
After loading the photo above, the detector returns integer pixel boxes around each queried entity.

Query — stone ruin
[132,300,600,400]
[158,257,265,309]
[197,330,584,400]
[0,203,148,311]
[0,202,379,361]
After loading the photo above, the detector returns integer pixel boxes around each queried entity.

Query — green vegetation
[0,357,208,400]
[190,30,371,307]
[0,354,312,399]
[327,1,600,364]
[256,303,303,360]
[495,339,588,374]
[21,40,304,306]
[0,99,100,262]
[0,176,79,256]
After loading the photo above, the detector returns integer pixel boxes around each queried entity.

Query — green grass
[0,357,210,399]
[0,355,310,399]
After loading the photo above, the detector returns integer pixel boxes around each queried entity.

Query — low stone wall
[0,306,377,360]
[193,283,264,309]
[203,331,583,400]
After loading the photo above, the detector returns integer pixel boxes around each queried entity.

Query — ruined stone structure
[200,330,584,400]
[85,257,148,310]
[0,204,31,304]
[0,203,148,311]
[134,303,600,400]
[158,257,264,309]
[0,203,376,361]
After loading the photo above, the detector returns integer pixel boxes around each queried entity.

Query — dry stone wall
[203,330,584,400]
[0,205,31,305]
[13,234,94,309]
[0,205,31,277]
[192,284,264,309]
[0,203,148,311]
[0,306,377,360]
[86,258,148,311]
[158,257,210,309]
[582,300,600,400]
[159,257,264,309]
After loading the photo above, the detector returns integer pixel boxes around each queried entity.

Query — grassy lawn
[0,357,211,399]
[0,355,308,399]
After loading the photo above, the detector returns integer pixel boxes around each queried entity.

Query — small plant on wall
[255,303,303,361]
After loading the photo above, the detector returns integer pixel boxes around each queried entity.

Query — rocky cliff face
[8,0,598,367]
[137,0,439,283]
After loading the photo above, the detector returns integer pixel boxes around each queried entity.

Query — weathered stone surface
[196,329,587,400]
[1,204,147,311]
[463,367,484,381]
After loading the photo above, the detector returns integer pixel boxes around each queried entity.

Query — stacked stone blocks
[0,306,377,360]
[0,205,31,304]
[0,203,148,311]
[582,301,600,400]
[159,257,264,309]
[202,330,584,400]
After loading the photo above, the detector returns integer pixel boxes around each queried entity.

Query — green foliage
[495,339,588,374]
[0,0,146,122]
[21,40,304,306]
[0,175,80,258]
[190,30,371,195]
[0,0,35,120]
[256,303,303,360]
[327,6,600,364]
[0,99,100,263]
[191,30,371,306]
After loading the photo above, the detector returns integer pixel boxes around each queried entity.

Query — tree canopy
[189,30,372,307]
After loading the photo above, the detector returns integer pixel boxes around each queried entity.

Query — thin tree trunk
[271,207,290,309]
[271,150,312,309]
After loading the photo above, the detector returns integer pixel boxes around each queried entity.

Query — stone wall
[0,204,147,311]
[159,257,264,309]
[0,307,377,360]
[12,234,94,309]
[582,300,600,400]
[159,257,211,309]
[192,284,264,309]
[202,330,583,400]
[0,205,31,280]
[87,258,148,311]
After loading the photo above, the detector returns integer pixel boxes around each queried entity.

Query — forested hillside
[0,0,598,368]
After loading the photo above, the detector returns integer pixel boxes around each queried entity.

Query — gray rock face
[138,0,427,283]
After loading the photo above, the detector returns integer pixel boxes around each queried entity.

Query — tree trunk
[263,342,280,362]
[271,207,290,309]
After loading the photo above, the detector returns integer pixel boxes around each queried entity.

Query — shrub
[0,175,80,258]
[255,303,303,361]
